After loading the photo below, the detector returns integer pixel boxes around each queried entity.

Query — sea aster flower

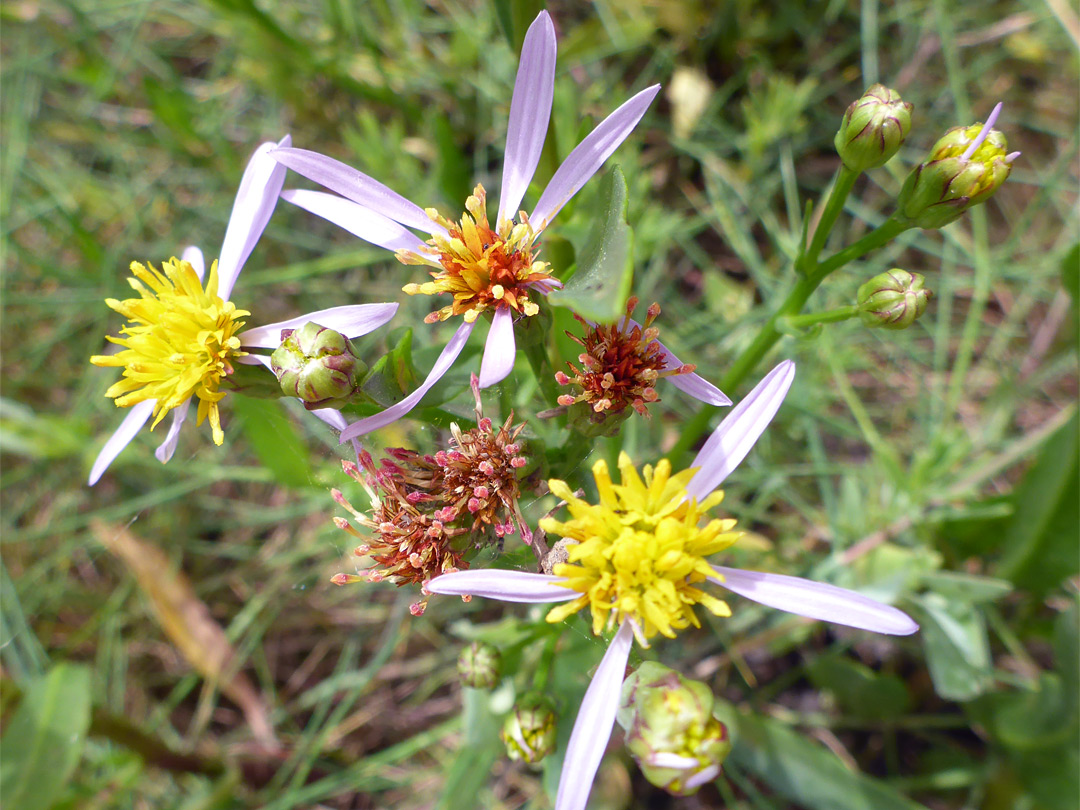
[556,297,731,419]
[425,360,918,810]
[88,136,399,485]
[270,11,661,442]
[330,374,531,615]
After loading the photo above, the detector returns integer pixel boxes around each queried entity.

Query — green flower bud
[857,269,932,330]
[501,694,557,765]
[834,84,913,172]
[895,103,1018,229]
[617,662,731,796]
[270,323,367,410]
[457,641,501,690]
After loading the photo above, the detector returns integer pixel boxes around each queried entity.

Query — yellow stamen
[541,453,740,645]
[395,184,556,323]
[90,257,248,446]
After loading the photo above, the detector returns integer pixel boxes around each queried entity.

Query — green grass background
[2,1,1078,808]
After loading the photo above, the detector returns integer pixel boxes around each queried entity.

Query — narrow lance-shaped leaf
[724,701,927,810]
[0,663,92,810]
[546,165,634,323]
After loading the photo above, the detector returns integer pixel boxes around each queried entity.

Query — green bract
[857,269,932,330]
[501,694,557,765]
[457,641,502,690]
[834,84,912,172]
[618,662,732,796]
[271,322,367,410]
[896,117,1015,229]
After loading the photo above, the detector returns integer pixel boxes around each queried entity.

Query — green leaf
[1012,742,1080,810]
[493,0,546,52]
[434,688,501,810]
[968,599,1080,752]
[1055,598,1079,714]
[0,663,93,810]
[916,593,992,701]
[433,114,470,207]
[996,410,1079,596]
[920,571,1013,605]
[361,327,419,408]
[1061,242,1079,306]
[233,397,313,488]
[806,653,910,721]
[1,397,89,460]
[990,672,1075,749]
[724,705,925,810]
[546,166,634,323]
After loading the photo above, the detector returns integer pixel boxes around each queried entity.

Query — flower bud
[618,662,731,796]
[834,84,913,172]
[857,269,932,330]
[501,694,557,765]
[896,103,1018,229]
[457,641,501,690]
[271,322,367,410]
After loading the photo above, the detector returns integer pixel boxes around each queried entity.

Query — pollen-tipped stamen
[395,184,556,324]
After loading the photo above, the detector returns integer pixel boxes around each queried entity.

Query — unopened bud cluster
[618,662,731,796]
[331,382,531,614]
[896,106,1018,229]
[834,84,912,172]
[857,269,932,330]
[271,322,366,410]
[502,694,557,765]
[556,297,695,426]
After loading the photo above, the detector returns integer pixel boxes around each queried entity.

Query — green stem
[781,305,859,330]
[532,633,560,693]
[669,216,910,462]
[796,165,859,275]
[810,218,908,284]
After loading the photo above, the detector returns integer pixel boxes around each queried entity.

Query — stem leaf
[546,166,634,323]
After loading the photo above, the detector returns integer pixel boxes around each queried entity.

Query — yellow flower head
[90,257,249,445]
[541,453,741,645]
[397,184,556,324]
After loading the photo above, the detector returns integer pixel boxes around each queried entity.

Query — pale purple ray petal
[272,147,446,238]
[239,303,400,348]
[665,366,732,406]
[181,246,205,280]
[154,399,191,464]
[310,408,362,465]
[624,317,731,407]
[281,190,428,254]
[554,621,635,810]
[530,84,661,232]
[497,10,557,227]
[88,399,156,485]
[477,306,516,389]
[339,320,476,442]
[685,360,795,500]
[683,765,721,791]
[238,354,273,369]
[960,102,1002,161]
[425,569,577,603]
[709,567,919,636]
[218,134,291,300]
[647,753,700,768]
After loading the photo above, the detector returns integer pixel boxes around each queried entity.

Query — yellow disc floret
[397,184,555,324]
[90,257,249,445]
[541,453,742,645]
